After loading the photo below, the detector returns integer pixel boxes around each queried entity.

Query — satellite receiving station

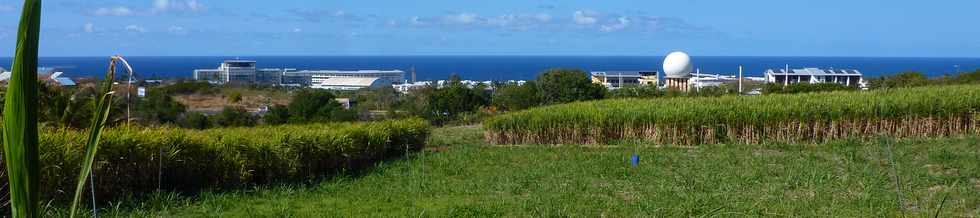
[662,51,693,91]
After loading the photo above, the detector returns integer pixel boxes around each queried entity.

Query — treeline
[868,70,980,89]
[11,68,978,129]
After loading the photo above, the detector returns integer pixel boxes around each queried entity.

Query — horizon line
[1,54,980,59]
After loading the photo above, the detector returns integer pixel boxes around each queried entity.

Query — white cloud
[292,28,302,33]
[573,10,599,25]
[94,6,134,16]
[533,13,552,23]
[95,1,205,16]
[186,0,204,11]
[600,17,631,32]
[168,25,187,35]
[84,22,95,33]
[0,4,14,12]
[125,25,147,33]
[486,13,552,28]
[409,16,426,25]
[153,0,170,12]
[444,13,479,24]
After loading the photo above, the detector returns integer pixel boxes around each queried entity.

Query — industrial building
[193,60,283,84]
[310,76,390,91]
[764,68,866,87]
[590,71,659,88]
[193,60,405,87]
[282,69,405,86]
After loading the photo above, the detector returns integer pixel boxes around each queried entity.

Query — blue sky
[0,0,978,57]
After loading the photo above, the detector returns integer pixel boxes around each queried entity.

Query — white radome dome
[663,51,693,78]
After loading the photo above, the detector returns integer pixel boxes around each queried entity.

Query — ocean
[0,56,978,81]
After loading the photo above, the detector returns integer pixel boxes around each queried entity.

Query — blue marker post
[630,154,640,167]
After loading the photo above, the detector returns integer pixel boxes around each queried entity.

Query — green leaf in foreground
[69,57,118,218]
[2,0,42,217]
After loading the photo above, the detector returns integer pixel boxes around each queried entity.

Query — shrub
[288,89,350,123]
[485,85,980,145]
[0,118,430,207]
[425,81,489,124]
[213,106,256,127]
[868,71,931,89]
[227,91,242,104]
[492,81,541,111]
[262,104,290,125]
[535,69,606,104]
[179,112,211,129]
[763,82,856,94]
[136,90,187,125]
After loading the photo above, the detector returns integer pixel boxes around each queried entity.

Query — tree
[425,78,489,124]
[950,69,980,84]
[213,106,256,127]
[287,89,351,123]
[608,85,665,99]
[492,81,541,111]
[868,71,931,89]
[136,90,187,125]
[262,104,290,125]
[535,69,606,105]
[179,112,211,129]
[763,83,854,94]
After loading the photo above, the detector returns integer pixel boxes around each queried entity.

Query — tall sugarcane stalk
[68,57,118,218]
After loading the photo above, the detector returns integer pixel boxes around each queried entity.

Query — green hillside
[66,126,980,217]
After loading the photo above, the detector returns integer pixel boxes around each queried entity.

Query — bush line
[0,118,430,205]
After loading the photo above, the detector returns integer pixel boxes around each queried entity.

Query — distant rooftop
[591,70,658,77]
[318,77,382,87]
[767,68,862,76]
[54,77,76,86]
[224,60,256,63]
[291,69,404,73]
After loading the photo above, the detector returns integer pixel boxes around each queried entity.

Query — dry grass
[173,88,291,113]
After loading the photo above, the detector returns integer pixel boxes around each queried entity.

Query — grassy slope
[91,126,978,217]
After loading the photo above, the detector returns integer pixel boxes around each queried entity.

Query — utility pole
[738,65,743,94]
[618,72,623,89]
[695,68,700,92]
[783,64,789,87]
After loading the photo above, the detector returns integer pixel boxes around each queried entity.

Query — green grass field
[68,126,979,217]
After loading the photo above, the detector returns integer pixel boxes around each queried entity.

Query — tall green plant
[2,0,42,217]
[68,58,117,218]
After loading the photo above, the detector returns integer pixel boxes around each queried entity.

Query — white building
[282,69,405,86]
[765,68,866,87]
[590,71,659,88]
[0,67,9,82]
[310,77,389,91]
[393,81,434,93]
[0,68,75,86]
[193,60,404,87]
[193,60,283,85]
